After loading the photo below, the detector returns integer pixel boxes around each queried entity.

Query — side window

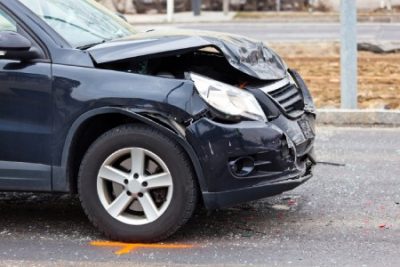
[0,10,17,32]
[0,7,47,60]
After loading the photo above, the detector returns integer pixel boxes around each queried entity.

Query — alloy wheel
[96,147,173,225]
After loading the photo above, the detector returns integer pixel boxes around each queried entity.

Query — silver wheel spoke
[143,172,172,189]
[139,192,159,221]
[107,191,132,217]
[98,165,128,185]
[97,147,173,225]
[130,148,145,176]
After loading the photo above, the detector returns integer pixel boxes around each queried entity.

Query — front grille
[268,83,304,114]
[258,78,305,115]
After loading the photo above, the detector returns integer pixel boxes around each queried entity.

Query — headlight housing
[189,73,266,122]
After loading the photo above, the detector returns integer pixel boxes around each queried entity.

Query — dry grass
[269,42,400,109]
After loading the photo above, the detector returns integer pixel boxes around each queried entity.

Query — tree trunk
[98,0,136,14]
[98,0,117,11]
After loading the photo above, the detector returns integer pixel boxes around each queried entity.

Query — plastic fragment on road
[272,204,290,211]
[379,224,387,229]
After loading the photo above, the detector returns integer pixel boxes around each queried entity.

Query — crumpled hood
[88,29,287,80]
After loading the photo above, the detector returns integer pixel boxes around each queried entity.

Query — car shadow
[172,194,308,242]
[0,192,307,242]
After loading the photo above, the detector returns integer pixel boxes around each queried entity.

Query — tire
[78,124,198,242]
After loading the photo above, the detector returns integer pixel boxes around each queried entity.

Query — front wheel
[78,124,198,242]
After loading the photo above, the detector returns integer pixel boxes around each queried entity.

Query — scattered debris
[235,226,268,236]
[316,161,346,167]
[271,204,290,211]
[379,224,388,229]
[358,42,400,54]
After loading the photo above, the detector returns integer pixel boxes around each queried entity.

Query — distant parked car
[0,0,316,242]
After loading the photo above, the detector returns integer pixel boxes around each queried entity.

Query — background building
[321,0,399,10]
[98,0,400,14]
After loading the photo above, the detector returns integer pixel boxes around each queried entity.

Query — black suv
[0,0,316,242]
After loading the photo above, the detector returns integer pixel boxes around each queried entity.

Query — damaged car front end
[1,0,316,242]
[187,71,316,208]
[88,30,317,209]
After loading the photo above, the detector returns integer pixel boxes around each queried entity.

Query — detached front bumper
[186,112,316,209]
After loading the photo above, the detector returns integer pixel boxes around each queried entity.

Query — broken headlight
[189,73,266,122]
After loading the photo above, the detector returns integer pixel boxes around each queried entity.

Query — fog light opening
[229,157,255,177]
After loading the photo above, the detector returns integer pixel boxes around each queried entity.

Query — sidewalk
[235,11,400,23]
[126,11,236,24]
[126,11,400,25]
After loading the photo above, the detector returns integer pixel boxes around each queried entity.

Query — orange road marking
[90,241,194,255]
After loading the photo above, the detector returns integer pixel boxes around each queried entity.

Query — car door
[0,8,52,191]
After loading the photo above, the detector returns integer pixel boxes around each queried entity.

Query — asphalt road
[136,22,400,42]
[1,126,400,266]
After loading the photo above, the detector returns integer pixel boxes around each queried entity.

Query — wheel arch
[53,107,207,195]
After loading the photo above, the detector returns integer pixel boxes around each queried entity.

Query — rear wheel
[78,124,198,242]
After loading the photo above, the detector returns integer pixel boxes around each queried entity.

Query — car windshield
[18,0,137,48]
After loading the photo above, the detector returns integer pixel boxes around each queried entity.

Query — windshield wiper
[77,40,108,50]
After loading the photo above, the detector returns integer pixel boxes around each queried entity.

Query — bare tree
[381,0,392,10]
[97,0,136,14]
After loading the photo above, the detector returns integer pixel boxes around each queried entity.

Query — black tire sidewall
[79,125,195,241]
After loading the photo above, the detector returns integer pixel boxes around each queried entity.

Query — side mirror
[0,31,40,61]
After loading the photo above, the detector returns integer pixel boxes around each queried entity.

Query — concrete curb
[125,11,400,25]
[316,109,400,126]
[234,14,400,23]
[125,12,236,25]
